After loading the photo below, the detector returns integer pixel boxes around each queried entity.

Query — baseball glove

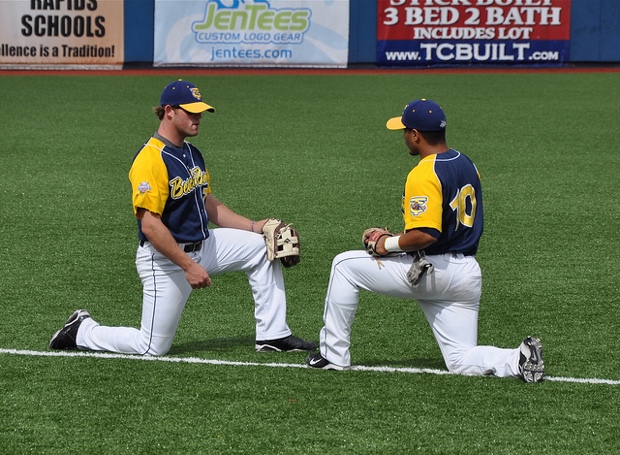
[262,218,300,268]
[362,227,393,257]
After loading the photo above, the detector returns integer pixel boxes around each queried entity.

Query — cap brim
[386,116,406,130]
[180,102,215,113]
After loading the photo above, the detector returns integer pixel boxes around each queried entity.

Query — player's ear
[163,105,176,118]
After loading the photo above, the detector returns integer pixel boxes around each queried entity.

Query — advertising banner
[0,0,124,69]
[154,0,349,68]
[377,0,571,67]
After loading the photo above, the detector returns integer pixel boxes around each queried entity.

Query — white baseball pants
[77,228,291,355]
[320,250,521,377]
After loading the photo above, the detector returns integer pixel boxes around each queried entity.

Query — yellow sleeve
[402,156,443,232]
[128,138,169,216]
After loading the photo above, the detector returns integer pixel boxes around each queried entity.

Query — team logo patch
[409,196,428,216]
[190,87,202,100]
[138,181,152,194]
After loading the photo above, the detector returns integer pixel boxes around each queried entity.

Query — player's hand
[362,227,392,257]
[372,236,389,256]
[185,262,212,289]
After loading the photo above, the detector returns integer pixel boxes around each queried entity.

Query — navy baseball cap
[159,80,215,114]
[386,99,446,131]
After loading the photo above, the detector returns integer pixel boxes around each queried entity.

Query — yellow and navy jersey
[129,135,212,244]
[402,148,483,256]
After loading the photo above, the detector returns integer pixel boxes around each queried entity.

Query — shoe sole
[255,344,284,352]
[522,337,544,383]
[255,344,314,353]
[306,362,348,371]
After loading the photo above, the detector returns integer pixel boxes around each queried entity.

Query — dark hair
[419,129,446,146]
[153,105,165,120]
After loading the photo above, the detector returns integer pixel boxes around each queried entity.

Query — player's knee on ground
[445,359,466,374]
[139,336,174,356]
[443,351,471,375]
[443,351,495,376]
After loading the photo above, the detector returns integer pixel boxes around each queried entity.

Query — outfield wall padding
[122,0,619,65]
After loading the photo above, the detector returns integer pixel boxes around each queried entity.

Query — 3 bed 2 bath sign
[377,0,571,66]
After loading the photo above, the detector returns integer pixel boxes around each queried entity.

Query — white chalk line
[1,348,619,385]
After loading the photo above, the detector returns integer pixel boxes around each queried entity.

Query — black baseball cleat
[255,335,317,352]
[518,336,544,383]
[49,309,91,350]
[305,352,348,371]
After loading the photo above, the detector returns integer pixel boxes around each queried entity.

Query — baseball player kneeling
[306,99,544,383]
[49,80,316,356]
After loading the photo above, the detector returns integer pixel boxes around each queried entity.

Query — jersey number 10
[449,184,477,229]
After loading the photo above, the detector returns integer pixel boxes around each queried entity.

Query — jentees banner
[154,0,349,68]
[377,0,571,67]
[0,0,124,69]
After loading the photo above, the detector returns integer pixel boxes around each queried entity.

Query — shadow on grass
[363,358,446,370]
[169,336,446,371]
[168,335,254,355]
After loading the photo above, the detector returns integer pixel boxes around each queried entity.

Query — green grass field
[1,70,619,454]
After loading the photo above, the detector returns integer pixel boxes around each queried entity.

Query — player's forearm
[211,206,252,230]
[140,212,195,271]
[397,229,437,251]
[378,229,437,254]
[205,195,265,232]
